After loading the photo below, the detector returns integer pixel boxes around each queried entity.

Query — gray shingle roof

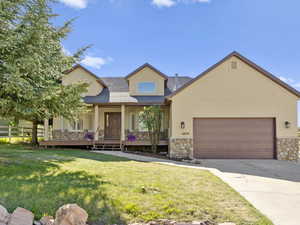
[101,77,129,92]
[83,76,192,104]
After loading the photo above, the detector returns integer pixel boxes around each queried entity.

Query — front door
[104,112,121,139]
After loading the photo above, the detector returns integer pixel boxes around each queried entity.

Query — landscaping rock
[129,220,213,225]
[8,207,34,225]
[182,159,192,163]
[181,159,202,164]
[177,221,213,225]
[147,219,176,225]
[40,216,54,225]
[218,223,236,225]
[54,204,88,225]
[0,205,10,225]
[190,159,202,164]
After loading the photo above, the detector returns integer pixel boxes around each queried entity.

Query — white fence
[0,125,44,139]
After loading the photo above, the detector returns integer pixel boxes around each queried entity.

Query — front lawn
[0,144,273,225]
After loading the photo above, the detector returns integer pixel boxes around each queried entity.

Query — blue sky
[52,0,300,124]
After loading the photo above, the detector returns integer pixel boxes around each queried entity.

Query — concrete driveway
[199,159,300,225]
[96,151,300,225]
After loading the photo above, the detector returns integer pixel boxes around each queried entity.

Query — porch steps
[91,143,122,151]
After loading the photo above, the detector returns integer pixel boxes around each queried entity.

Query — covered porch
[41,104,170,148]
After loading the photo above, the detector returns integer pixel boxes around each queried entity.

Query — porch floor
[40,139,169,147]
[124,140,168,146]
[40,139,120,146]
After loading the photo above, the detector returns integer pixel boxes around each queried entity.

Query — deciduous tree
[139,106,163,153]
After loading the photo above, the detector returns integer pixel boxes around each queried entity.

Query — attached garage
[193,118,275,159]
[168,52,299,160]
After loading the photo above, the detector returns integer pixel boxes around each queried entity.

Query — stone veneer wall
[125,130,168,141]
[277,138,299,161]
[169,137,299,161]
[169,138,193,159]
[52,129,104,141]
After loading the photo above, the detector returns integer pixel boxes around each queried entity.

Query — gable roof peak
[125,63,168,80]
[167,51,300,98]
[65,64,107,88]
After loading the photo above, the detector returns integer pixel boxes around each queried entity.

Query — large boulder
[0,205,10,225]
[40,216,54,225]
[54,204,88,225]
[8,207,34,225]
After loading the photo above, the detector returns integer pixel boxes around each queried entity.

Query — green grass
[0,137,43,144]
[0,144,273,225]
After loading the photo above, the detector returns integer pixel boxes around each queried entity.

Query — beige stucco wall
[53,105,170,134]
[62,67,103,96]
[170,56,299,139]
[128,67,165,96]
[52,107,122,131]
[53,111,94,131]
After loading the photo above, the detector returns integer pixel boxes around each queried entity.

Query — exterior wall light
[180,121,185,129]
[285,121,291,128]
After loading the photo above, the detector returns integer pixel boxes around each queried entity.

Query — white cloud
[152,0,176,7]
[81,56,112,69]
[193,0,210,2]
[279,76,300,89]
[59,0,209,9]
[180,0,210,3]
[59,0,88,9]
[152,0,210,7]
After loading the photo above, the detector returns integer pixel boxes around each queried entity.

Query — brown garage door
[193,118,275,159]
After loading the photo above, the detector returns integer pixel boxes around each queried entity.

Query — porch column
[44,119,49,141]
[121,104,125,141]
[94,105,99,141]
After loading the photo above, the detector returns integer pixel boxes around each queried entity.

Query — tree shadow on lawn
[0,144,131,164]
[39,147,132,163]
[0,158,126,225]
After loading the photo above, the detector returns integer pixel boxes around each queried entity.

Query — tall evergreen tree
[0,0,88,144]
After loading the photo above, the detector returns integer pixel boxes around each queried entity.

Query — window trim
[69,118,84,132]
[137,82,156,93]
[130,112,136,131]
[129,111,165,132]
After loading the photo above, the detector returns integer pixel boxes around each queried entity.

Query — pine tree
[0,0,88,144]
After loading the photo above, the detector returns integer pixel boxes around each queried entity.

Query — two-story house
[41,52,300,161]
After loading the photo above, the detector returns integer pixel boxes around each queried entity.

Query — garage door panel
[198,135,273,141]
[193,118,275,159]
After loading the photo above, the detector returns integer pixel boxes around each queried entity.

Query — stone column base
[277,138,299,161]
[169,138,193,159]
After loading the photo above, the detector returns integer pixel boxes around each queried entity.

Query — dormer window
[138,82,156,93]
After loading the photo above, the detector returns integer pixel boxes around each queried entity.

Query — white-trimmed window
[138,111,148,131]
[137,82,156,93]
[70,118,83,131]
[129,111,164,132]
[129,112,136,131]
